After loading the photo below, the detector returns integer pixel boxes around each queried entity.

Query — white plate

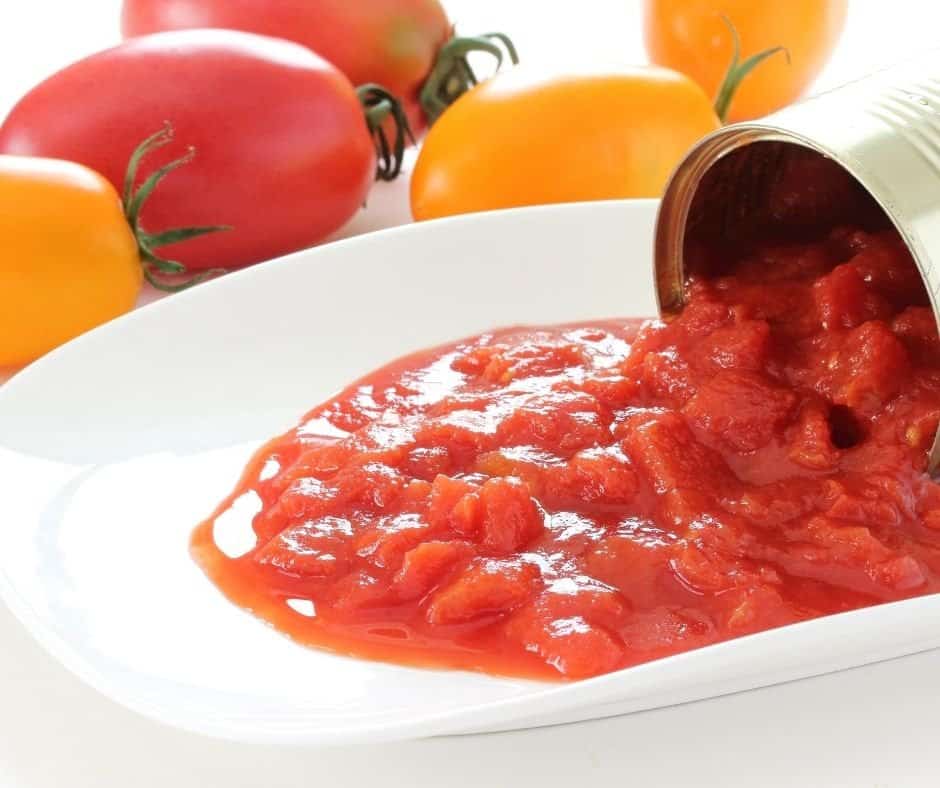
[0,199,938,746]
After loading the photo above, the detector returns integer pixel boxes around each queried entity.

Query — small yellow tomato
[410,66,721,221]
[644,0,848,122]
[0,156,141,366]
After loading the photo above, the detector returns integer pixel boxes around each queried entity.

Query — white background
[2,1,939,786]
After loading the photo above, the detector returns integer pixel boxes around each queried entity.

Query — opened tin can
[654,51,940,472]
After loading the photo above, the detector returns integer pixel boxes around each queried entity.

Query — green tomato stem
[121,124,231,291]
[713,16,789,123]
[357,84,415,182]
[420,31,520,125]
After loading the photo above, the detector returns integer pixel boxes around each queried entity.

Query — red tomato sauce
[193,225,940,680]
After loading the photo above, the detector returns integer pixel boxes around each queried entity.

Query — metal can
[654,51,940,471]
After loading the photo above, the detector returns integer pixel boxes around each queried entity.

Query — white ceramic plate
[1,199,938,746]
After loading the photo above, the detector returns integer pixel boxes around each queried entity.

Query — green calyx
[123,123,229,292]
[420,31,520,125]
[357,84,416,182]
[713,16,789,123]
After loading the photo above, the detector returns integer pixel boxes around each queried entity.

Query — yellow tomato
[0,156,141,366]
[644,0,848,121]
[410,66,721,221]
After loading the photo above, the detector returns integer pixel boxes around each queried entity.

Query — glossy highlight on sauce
[193,225,940,680]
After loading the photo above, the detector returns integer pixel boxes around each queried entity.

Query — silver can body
[654,51,940,472]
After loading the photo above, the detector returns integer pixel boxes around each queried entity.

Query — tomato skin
[0,156,140,366]
[410,67,721,221]
[0,30,376,271]
[121,0,451,133]
[644,0,848,122]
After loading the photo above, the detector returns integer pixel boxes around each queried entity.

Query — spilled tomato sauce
[193,225,940,681]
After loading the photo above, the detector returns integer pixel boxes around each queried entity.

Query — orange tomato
[410,66,721,221]
[0,156,141,365]
[644,0,848,121]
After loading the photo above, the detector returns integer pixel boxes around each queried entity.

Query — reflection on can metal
[654,52,940,473]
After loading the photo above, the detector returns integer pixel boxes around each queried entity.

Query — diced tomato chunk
[539,447,639,507]
[848,233,925,307]
[401,446,452,481]
[826,492,901,529]
[355,513,432,570]
[584,527,675,608]
[414,411,497,461]
[690,319,771,373]
[506,609,624,678]
[427,475,482,536]
[334,462,406,509]
[499,340,588,378]
[724,586,796,633]
[425,559,542,625]
[813,263,891,330]
[829,321,910,415]
[620,411,734,493]
[802,515,894,564]
[401,478,432,504]
[252,476,339,542]
[568,448,638,503]
[451,345,497,376]
[539,576,632,628]
[788,402,840,470]
[474,447,560,498]
[478,477,544,555]
[254,519,350,578]
[578,371,638,408]
[675,295,730,338]
[670,541,738,594]
[892,306,940,364]
[639,350,695,405]
[721,478,830,528]
[275,441,352,490]
[329,571,393,611]
[393,541,471,600]
[619,607,715,655]
[620,319,670,373]
[497,390,608,454]
[683,370,796,452]
[869,555,926,591]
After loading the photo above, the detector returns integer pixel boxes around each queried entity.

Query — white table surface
[2,1,939,785]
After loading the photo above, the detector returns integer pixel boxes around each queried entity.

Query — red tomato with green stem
[120,0,519,133]
[0,30,411,272]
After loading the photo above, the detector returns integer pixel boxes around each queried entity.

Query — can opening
[654,132,940,473]
[656,139,898,314]
[683,142,889,276]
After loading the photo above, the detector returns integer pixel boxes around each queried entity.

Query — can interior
[654,135,909,317]
[654,135,940,473]
[680,141,891,285]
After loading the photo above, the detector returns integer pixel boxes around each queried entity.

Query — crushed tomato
[193,224,940,680]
